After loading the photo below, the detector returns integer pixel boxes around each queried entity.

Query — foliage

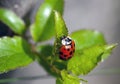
[0,0,117,84]
[0,36,34,73]
[30,0,64,42]
[0,9,25,35]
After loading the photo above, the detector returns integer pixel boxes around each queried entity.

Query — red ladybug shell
[59,41,75,60]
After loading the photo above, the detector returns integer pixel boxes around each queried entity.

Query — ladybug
[59,36,75,60]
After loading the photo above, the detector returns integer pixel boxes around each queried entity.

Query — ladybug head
[61,36,72,46]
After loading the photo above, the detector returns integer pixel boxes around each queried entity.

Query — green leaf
[0,36,34,73]
[56,70,82,84]
[70,29,106,50]
[54,11,68,56]
[36,44,58,76]
[54,11,68,40]
[102,43,117,60]
[30,0,64,42]
[51,11,69,72]
[56,78,63,84]
[0,8,26,35]
[36,44,67,77]
[36,44,53,58]
[67,44,116,75]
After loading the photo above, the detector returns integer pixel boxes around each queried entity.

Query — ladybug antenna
[60,36,66,40]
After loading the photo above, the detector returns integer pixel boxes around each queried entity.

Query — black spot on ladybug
[59,52,63,55]
[69,51,73,55]
[67,49,70,51]
[74,43,75,47]
[59,56,64,60]
[60,56,67,60]
[64,55,67,57]
[71,45,73,48]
